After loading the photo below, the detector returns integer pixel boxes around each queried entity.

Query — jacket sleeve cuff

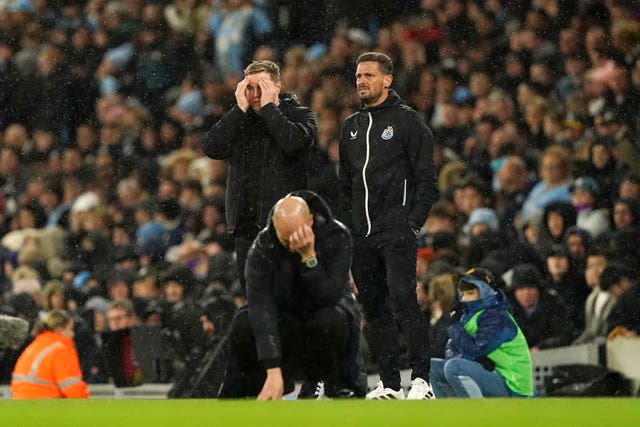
[229,104,248,120]
[262,358,282,370]
[257,103,279,122]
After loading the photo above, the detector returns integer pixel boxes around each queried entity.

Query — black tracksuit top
[338,89,438,236]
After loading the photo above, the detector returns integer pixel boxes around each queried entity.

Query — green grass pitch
[2,399,639,427]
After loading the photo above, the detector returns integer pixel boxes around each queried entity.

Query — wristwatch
[303,255,318,268]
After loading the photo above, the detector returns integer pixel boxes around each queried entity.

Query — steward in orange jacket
[11,310,90,399]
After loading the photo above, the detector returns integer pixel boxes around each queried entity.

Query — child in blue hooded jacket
[429,268,533,398]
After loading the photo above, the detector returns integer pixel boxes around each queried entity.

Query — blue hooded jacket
[447,279,518,360]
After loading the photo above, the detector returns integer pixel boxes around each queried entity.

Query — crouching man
[220,191,363,399]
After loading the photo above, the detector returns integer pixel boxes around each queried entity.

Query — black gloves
[445,302,464,323]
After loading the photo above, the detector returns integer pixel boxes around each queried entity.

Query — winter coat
[574,286,617,344]
[447,281,518,361]
[338,89,438,236]
[11,331,90,399]
[607,283,640,334]
[245,191,353,368]
[447,279,533,396]
[508,289,573,349]
[201,93,316,234]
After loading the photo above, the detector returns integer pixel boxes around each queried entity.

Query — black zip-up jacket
[338,89,438,236]
[245,190,354,369]
[200,93,316,233]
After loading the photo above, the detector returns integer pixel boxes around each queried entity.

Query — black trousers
[219,305,355,398]
[234,233,258,292]
[351,226,430,390]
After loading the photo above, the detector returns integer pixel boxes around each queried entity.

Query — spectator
[535,200,577,258]
[426,273,457,359]
[570,176,610,238]
[564,226,592,272]
[521,144,573,219]
[495,156,534,240]
[607,273,640,339]
[508,263,573,350]
[574,247,616,344]
[543,244,590,338]
[101,298,144,387]
[207,0,272,81]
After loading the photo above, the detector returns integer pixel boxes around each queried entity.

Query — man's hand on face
[258,75,279,108]
[235,77,250,112]
[257,367,284,400]
[289,224,315,260]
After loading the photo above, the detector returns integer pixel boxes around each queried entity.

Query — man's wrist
[300,252,316,263]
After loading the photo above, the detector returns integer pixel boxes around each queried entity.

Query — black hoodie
[245,190,354,368]
[338,89,438,236]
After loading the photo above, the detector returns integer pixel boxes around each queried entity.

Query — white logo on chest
[350,130,358,140]
[381,126,394,140]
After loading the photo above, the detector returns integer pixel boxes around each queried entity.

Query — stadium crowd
[1,0,640,395]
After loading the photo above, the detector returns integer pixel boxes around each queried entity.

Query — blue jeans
[429,358,518,398]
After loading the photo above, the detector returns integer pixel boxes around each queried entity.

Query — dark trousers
[351,226,430,390]
[219,305,354,398]
[234,234,257,292]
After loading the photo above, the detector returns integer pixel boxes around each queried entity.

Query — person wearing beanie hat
[429,268,533,398]
[570,176,610,238]
[508,263,573,350]
[463,207,500,236]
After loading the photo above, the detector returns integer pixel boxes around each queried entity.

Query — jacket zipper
[402,179,407,206]
[363,112,373,236]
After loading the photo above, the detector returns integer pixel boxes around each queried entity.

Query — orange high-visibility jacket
[11,330,90,399]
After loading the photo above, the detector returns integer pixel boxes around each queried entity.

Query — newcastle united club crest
[381,126,394,140]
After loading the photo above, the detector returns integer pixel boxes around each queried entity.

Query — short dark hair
[356,52,393,75]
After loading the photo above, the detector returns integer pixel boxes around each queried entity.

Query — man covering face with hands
[201,60,317,291]
[219,191,363,400]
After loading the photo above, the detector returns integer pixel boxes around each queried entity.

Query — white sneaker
[406,377,436,400]
[366,381,405,400]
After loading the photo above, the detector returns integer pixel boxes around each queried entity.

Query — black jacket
[607,282,640,334]
[508,289,574,350]
[338,89,438,236]
[201,93,317,234]
[245,191,353,368]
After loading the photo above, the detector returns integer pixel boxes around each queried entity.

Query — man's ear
[383,74,393,89]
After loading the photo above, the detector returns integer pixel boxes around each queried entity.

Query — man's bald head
[272,196,313,250]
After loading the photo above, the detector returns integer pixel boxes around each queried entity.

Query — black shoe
[298,381,324,399]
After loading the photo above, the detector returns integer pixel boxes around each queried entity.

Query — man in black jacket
[508,263,573,350]
[219,191,362,399]
[200,60,317,289]
[338,52,438,399]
